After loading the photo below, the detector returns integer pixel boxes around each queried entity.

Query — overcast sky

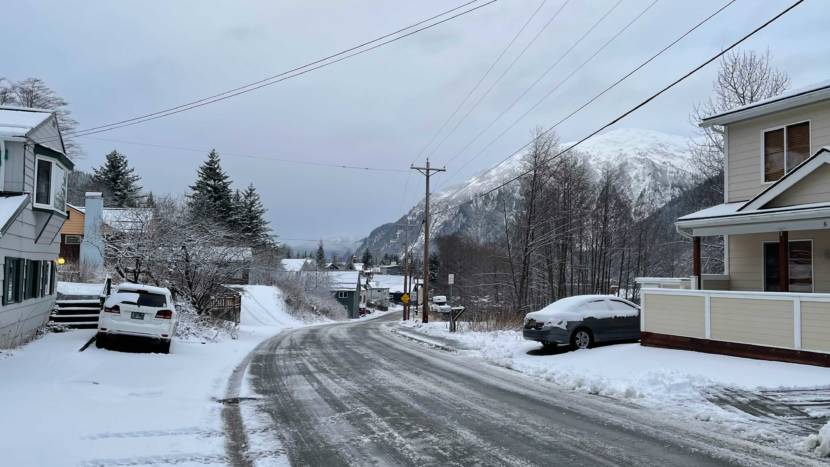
[3,0,827,249]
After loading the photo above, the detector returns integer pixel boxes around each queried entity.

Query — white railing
[641,287,830,353]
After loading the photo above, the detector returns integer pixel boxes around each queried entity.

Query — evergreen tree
[361,250,373,267]
[188,149,234,224]
[316,241,326,268]
[93,150,142,207]
[145,191,156,208]
[237,184,270,245]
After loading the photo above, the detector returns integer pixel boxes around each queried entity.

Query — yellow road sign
[401,293,410,304]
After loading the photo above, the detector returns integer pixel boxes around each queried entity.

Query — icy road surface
[226,314,821,466]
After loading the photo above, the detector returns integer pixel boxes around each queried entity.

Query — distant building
[280,258,315,272]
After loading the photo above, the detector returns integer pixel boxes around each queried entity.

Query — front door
[763,240,813,292]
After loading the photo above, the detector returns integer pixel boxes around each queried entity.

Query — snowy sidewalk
[398,321,830,456]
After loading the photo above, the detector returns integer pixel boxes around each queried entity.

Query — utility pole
[411,158,445,324]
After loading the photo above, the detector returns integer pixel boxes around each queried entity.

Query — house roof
[0,194,30,236]
[700,80,830,127]
[0,106,53,138]
[281,258,313,271]
[677,147,830,236]
[73,206,152,232]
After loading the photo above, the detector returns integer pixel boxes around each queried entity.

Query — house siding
[710,297,793,348]
[801,301,830,353]
[642,293,705,338]
[766,163,830,207]
[3,141,25,193]
[728,230,830,292]
[727,99,830,203]
[61,207,85,235]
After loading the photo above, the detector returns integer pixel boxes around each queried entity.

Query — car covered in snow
[522,295,640,350]
[96,283,178,353]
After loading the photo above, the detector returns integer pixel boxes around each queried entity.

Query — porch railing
[641,287,830,354]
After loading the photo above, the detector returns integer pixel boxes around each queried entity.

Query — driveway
[224,314,821,466]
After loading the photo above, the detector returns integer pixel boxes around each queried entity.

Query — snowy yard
[398,321,830,456]
[0,285,320,467]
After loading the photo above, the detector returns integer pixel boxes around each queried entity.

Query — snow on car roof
[526,295,638,321]
[116,282,171,295]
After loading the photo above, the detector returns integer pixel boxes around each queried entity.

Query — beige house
[639,81,830,366]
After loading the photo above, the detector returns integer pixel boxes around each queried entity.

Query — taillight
[155,309,173,319]
[104,305,120,314]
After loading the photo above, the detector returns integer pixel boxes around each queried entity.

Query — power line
[411,0,550,165]
[66,0,498,139]
[423,0,572,161]
[438,0,624,169]
[435,0,736,197]
[440,0,663,187]
[80,135,409,173]
[432,0,802,217]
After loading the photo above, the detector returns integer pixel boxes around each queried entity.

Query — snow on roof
[0,194,29,233]
[281,258,313,271]
[74,206,153,231]
[0,106,53,138]
[702,79,830,126]
[677,202,743,221]
[369,274,406,293]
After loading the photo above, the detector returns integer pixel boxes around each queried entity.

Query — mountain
[358,128,695,257]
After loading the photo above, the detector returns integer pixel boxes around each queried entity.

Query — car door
[580,299,613,342]
[606,299,641,341]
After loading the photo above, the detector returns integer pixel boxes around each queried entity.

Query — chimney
[79,192,105,278]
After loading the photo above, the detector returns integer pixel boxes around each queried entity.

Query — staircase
[50,279,111,329]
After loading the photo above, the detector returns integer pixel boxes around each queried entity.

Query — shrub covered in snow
[174,300,238,343]
[804,421,830,457]
[274,276,348,321]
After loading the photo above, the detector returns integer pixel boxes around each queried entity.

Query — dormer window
[34,156,67,212]
[763,121,810,182]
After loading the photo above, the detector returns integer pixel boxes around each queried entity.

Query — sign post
[448,274,455,332]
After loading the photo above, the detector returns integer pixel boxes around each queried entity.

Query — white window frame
[761,239,814,293]
[337,291,349,299]
[33,155,68,212]
[760,120,811,184]
[0,140,6,192]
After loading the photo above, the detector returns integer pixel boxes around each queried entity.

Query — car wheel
[95,333,107,349]
[571,328,593,350]
[158,340,171,354]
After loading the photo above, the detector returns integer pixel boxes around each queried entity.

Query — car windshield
[135,292,167,307]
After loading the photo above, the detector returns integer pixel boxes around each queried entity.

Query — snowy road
[226,314,820,466]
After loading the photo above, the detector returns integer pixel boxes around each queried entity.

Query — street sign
[401,293,410,304]
[448,273,454,285]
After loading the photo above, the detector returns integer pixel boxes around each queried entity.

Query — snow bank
[804,421,830,457]
[0,284,313,466]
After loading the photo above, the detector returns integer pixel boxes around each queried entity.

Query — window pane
[789,241,812,292]
[35,160,52,205]
[786,122,810,171]
[764,129,785,182]
[52,164,66,211]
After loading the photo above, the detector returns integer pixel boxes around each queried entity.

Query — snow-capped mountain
[359,128,694,257]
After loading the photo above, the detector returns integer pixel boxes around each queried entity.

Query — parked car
[429,295,452,315]
[522,295,640,350]
[96,283,178,353]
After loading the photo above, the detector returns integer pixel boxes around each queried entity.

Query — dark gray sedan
[523,295,640,350]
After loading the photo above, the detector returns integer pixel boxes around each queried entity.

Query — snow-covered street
[0,285,315,467]
[398,320,830,458]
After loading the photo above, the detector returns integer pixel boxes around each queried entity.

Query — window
[763,240,813,292]
[136,292,166,307]
[337,291,349,299]
[763,122,810,182]
[3,258,54,305]
[34,157,67,212]
[64,235,82,245]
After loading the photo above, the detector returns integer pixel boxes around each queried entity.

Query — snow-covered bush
[174,300,238,343]
[274,275,348,321]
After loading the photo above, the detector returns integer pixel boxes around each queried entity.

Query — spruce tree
[188,149,234,224]
[316,241,326,268]
[93,150,142,207]
[238,183,270,245]
[361,250,373,267]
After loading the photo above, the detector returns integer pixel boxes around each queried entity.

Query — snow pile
[239,285,310,327]
[804,421,830,457]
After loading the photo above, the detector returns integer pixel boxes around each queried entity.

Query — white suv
[96,283,177,353]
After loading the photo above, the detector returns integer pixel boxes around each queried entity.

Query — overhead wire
[430,0,801,219]
[62,0,498,139]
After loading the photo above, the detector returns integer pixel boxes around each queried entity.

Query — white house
[0,106,72,347]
